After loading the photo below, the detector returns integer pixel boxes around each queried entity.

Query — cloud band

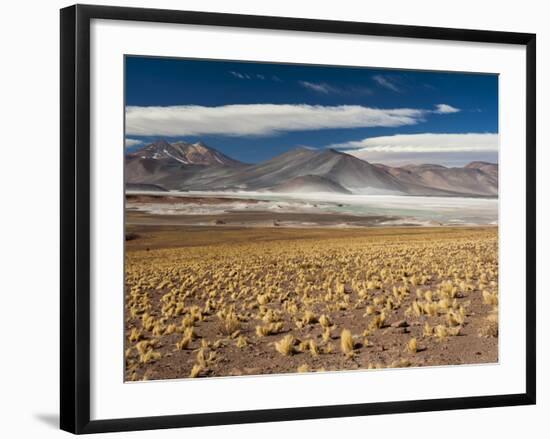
[124,104,454,137]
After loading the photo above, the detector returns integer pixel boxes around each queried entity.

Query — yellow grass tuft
[435,325,448,341]
[275,335,295,356]
[152,322,165,337]
[479,311,498,337]
[322,327,332,342]
[364,305,376,316]
[340,329,355,355]
[446,310,464,327]
[482,290,498,306]
[255,322,284,337]
[189,364,202,378]
[218,311,241,336]
[129,327,142,342]
[175,327,195,350]
[407,337,418,353]
[447,326,462,336]
[423,322,433,337]
[139,349,161,364]
[302,310,317,325]
[390,359,412,368]
[309,339,320,356]
[319,314,332,328]
[368,312,386,331]
[164,323,177,335]
[235,335,248,348]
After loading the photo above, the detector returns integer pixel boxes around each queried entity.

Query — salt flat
[127,190,498,226]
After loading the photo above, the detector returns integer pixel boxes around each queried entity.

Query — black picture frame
[60,4,536,434]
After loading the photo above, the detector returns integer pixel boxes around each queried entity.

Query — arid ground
[124,214,498,381]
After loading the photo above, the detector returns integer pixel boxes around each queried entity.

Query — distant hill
[201,147,408,194]
[464,161,498,179]
[125,139,498,197]
[127,139,244,167]
[266,175,352,194]
[126,140,248,190]
[373,161,498,197]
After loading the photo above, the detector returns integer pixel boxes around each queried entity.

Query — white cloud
[229,71,250,79]
[337,133,498,167]
[335,133,498,152]
[229,71,271,81]
[125,138,143,148]
[434,104,460,114]
[125,104,429,137]
[299,81,372,96]
[373,74,400,92]
[299,81,338,94]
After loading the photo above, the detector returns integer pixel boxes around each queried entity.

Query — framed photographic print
[60,4,536,434]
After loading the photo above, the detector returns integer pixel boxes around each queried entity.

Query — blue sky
[125,56,498,166]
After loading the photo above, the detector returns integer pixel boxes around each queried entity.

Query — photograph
[123,56,499,381]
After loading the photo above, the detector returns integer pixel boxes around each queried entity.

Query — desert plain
[124,194,498,381]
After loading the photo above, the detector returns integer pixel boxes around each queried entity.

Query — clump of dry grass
[368,312,386,331]
[298,339,310,352]
[218,311,241,337]
[447,326,462,336]
[482,290,498,306]
[175,327,195,350]
[164,323,177,335]
[189,364,202,378]
[340,329,355,356]
[319,314,332,328]
[138,345,161,364]
[212,339,225,349]
[138,353,159,367]
[435,325,448,341]
[447,310,464,327]
[257,294,270,305]
[364,305,376,316]
[302,310,317,325]
[423,302,440,316]
[297,364,310,373]
[390,359,412,368]
[322,327,332,342]
[235,335,248,348]
[479,311,499,337]
[308,339,319,356]
[180,315,195,330]
[142,315,156,332]
[256,322,284,337]
[129,327,142,342]
[275,335,295,356]
[152,322,165,337]
[439,281,458,299]
[407,337,418,353]
[262,309,282,324]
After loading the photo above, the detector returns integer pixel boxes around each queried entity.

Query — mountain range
[126,140,498,197]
